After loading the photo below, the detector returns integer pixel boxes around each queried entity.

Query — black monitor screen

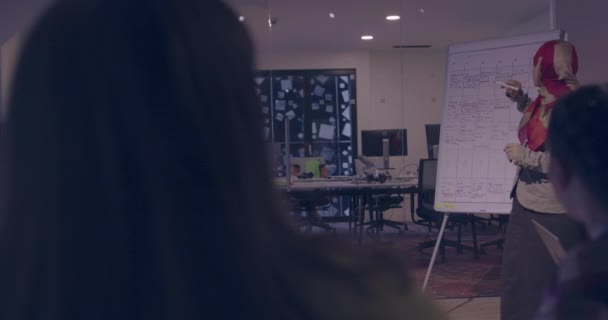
[361,129,407,157]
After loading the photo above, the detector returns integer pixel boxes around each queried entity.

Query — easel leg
[422,213,450,291]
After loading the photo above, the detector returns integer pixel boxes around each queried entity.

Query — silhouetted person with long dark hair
[0,0,443,319]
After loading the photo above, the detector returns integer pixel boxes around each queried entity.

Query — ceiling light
[268,17,278,27]
[238,16,245,22]
[419,9,425,13]
[393,45,432,49]
[386,15,400,21]
[361,35,374,40]
[329,13,336,19]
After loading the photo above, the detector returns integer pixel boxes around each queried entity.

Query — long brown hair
[0,0,426,319]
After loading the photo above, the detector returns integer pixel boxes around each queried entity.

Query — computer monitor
[361,129,407,157]
[425,124,440,158]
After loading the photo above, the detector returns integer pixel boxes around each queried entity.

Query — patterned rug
[367,225,504,299]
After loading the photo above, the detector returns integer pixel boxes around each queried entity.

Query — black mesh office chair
[363,195,406,239]
[479,215,508,253]
[291,191,336,233]
[412,159,479,262]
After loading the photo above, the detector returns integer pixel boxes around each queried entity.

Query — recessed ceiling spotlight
[238,16,245,22]
[329,13,336,19]
[419,8,425,13]
[268,17,278,27]
[386,15,400,21]
[361,35,374,40]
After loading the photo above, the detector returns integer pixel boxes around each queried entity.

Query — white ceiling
[225,0,551,51]
[0,0,551,52]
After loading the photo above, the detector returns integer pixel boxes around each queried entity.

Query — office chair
[290,157,336,233]
[360,195,406,240]
[353,158,407,238]
[291,192,336,233]
[479,215,508,253]
[412,159,479,262]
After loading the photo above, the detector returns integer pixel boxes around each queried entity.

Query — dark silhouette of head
[549,85,608,218]
[0,0,299,318]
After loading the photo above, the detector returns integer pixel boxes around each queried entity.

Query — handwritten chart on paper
[434,31,562,214]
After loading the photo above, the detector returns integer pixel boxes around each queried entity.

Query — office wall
[258,49,445,169]
[369,50,447,223]
[369,49,446,167]
[502,7,551,37]
[1,33,22,116]
[557,0,608,85]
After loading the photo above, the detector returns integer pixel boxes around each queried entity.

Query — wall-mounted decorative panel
[256,69,357,178]
[255,69,357,217]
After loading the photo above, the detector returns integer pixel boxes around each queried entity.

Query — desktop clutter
[288,155,417,184]
[358,155,390,183]
[286,128,416,183]
[290,157,330,179]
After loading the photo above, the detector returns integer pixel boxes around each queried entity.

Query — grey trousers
[500,196,585,320]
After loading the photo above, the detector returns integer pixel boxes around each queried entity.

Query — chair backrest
[425,124,440,159]
[419,159,438,190]
[418,159,438,210]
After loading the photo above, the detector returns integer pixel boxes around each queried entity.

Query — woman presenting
[500,40,586,320]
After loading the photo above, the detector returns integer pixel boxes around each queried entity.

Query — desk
[284,177,418,241]
[288,178,417,192]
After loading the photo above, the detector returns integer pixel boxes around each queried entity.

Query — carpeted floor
[346,222,505,299]
[406,236,502,298]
